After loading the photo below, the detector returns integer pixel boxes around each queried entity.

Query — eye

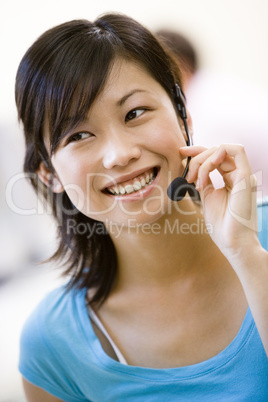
[125,108,145,122]
[67,132,92,143]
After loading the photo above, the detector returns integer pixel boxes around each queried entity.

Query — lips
[105,167,159,196]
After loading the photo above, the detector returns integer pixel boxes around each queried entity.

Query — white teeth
[106,169,157,195]
[119,186,126,195]
[125,184,134,194]
[133,180,142,191]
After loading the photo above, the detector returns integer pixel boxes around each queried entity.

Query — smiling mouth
[105,167,159,196]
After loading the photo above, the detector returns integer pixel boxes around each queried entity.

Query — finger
[184,147,218,183]
[197,156,220,190]
[179,145,208,157]
[197,144,251,190]
[211,144,252,176]
[186,144,250,187]
[197,151,236,190]
[196,175,214,195]
[197,159,235,191]
[215,157,236,176]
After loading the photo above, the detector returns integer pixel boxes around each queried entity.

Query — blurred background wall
[0,0,267,400]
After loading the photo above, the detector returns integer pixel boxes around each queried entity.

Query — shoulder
[20,285,75,346]
[19,285,88,400]
[20,284,87,351]
[19,284,71,364]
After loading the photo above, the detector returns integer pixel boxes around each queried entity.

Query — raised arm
[180,143,268,356]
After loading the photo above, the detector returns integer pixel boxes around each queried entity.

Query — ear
[37,161,64,193]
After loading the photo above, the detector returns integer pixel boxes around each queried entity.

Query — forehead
[94,58,165,104]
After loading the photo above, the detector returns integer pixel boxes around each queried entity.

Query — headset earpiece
[173,84,187,120]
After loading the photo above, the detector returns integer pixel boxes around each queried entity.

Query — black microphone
[167,175,189,201]
[167,148,197,201]
[167,84,196,201]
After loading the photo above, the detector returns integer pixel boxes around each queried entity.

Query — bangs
[45,30,120,154]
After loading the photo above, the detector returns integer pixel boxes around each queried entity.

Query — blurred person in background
[155,29,198,92]
[156,29,268,196]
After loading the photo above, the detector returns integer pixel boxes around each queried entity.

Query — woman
[16,13,268,401]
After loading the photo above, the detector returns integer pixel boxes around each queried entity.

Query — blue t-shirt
[19,202,268,401]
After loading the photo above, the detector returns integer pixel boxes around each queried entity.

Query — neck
[106,199,217,290]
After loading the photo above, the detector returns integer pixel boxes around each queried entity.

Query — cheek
[52,154,111,217]
[52,155,91,205]
[148,116,185,156]
[53,152,92,186]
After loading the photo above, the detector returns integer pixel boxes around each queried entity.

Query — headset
[167,84,199,201]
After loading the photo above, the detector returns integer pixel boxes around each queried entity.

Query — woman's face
[41,59,190,226]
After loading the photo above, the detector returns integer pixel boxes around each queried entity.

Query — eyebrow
[56,89,148,140]
[117,89,147,107]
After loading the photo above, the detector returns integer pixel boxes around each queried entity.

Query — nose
[102,131,142,170]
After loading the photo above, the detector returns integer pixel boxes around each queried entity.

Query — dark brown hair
[15,13,183,305]
[156,29,198,75]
